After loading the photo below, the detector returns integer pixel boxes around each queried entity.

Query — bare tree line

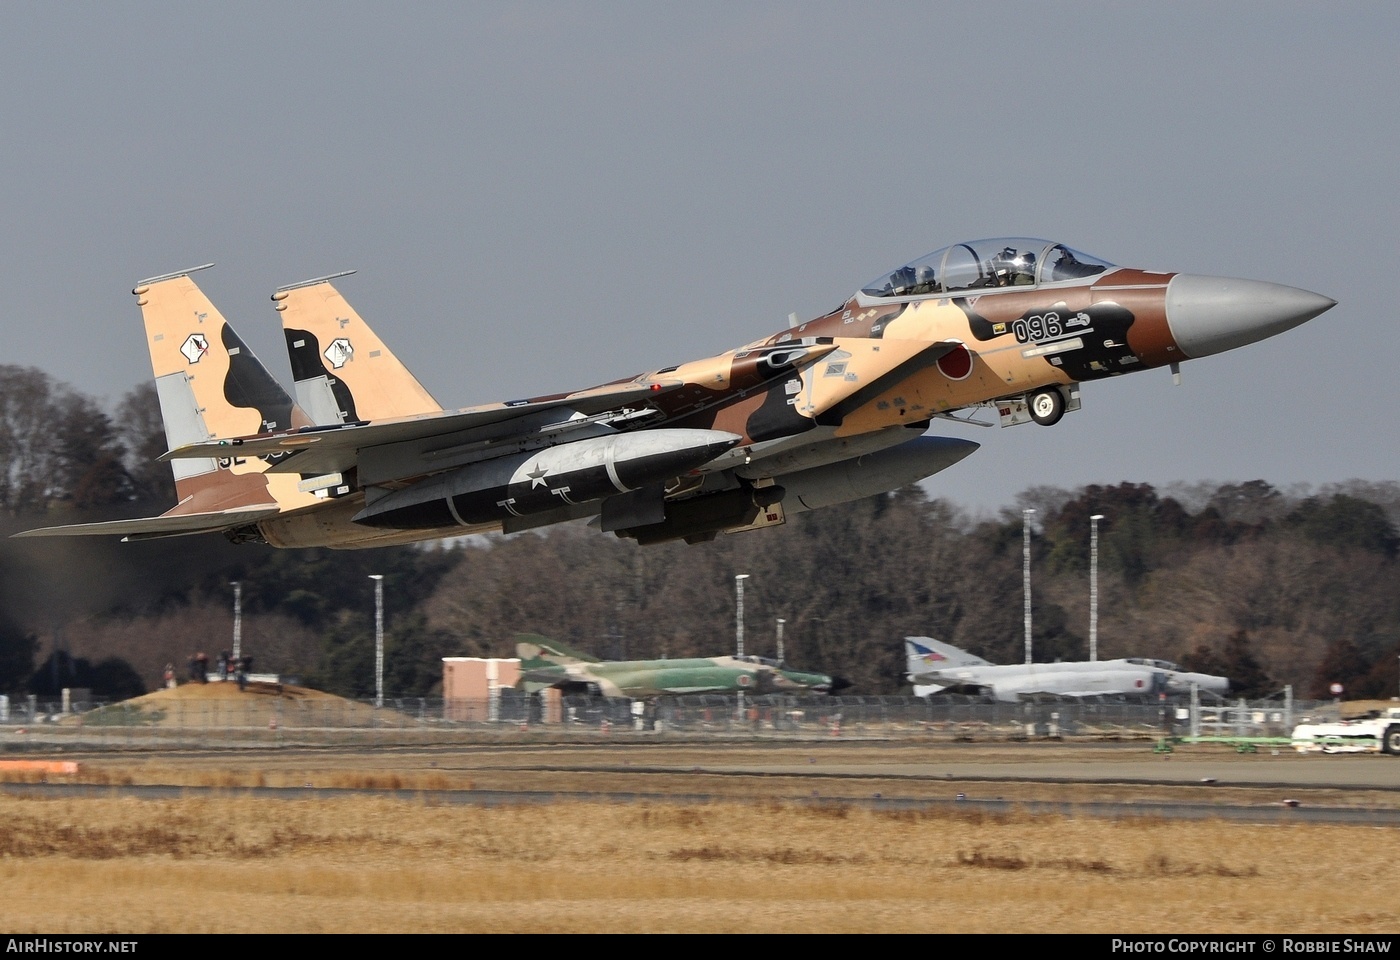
[1,365,1396,701]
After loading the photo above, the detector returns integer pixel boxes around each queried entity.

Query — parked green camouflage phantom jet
[515,634,846,698]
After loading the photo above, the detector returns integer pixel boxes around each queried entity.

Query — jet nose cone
[1166,274,1335,359]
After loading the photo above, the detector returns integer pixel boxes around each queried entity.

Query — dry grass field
[2,742,1399,933]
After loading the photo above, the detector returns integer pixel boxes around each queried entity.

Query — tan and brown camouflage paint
[135,263,1188,546]
[274,280,442,422]
[133,274,322,517]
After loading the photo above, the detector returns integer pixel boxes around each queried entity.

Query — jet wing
[11,505,283,541]
[1018,689,1090,700]
[909,669,979,686]
[518,667,573,686]
[160,380,685,480]
[1014,689,1131,701]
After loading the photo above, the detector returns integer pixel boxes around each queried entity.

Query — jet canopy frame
[859,238,1114,301]
[1123,657,1182,671]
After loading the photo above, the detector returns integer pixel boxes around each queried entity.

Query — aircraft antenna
[134,263,215,289]
[274,270,357,294]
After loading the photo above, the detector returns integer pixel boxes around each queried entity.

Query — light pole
[734,574,750,723]
[776,618,786,663]
[368,575,384,708]
[1089,514,1104,662]
[734,574,749,658]
[230,581,242,664]
[1023,508,1035,665]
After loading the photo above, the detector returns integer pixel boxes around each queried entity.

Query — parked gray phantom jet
[904,638,1229,701]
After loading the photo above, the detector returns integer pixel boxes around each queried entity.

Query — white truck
[1292,706,1400,754]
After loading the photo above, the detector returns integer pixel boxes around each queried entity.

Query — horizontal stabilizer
[11,505,281,541]
[518,667,574,686]
[160,380,686,481]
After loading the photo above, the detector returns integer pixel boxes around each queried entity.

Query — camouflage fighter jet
[905,637,1229,701]
[516,635,845,698]
[15,239,1334,548]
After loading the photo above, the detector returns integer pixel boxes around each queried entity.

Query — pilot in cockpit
[992,247,1036,286]
[913,264,940,295]
[889,264,917,294]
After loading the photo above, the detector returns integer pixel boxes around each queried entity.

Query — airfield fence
[0,689,1320,752]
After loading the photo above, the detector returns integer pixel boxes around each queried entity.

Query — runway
[715,750,1400,790]
[6,739,1399,825]
[4,779,1398,825]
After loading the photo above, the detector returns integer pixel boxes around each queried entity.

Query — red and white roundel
[737,674,752,687]
[937,343,973,381]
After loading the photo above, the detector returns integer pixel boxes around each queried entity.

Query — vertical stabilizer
[273,273,442,425]
[132,266,321,518]
[904,637,991,675]
[513,633,601,665]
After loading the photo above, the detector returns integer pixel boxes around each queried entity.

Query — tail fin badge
[324,338,354,369]
[911,642,947,663]
[180,334,210,364]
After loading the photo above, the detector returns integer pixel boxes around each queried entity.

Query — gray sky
[2,2,1395,517]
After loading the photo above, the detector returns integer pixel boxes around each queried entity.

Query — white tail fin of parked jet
[904,637,992,675]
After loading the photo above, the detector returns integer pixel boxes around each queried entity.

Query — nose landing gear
[1028,386,1067,426]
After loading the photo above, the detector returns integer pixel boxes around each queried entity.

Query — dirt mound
[1339,698,1400,719]
[62,679,400,729]
[125,681,339,705]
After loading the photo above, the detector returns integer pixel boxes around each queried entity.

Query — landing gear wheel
[1384,726,1400,755]
[1028,387,1066,426]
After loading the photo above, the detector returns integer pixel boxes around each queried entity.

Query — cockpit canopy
[735,655,785,668]
[860,238,1114,300]
[1123,657,1180,671]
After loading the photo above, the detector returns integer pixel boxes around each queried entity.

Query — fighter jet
[905,637,1230,702]
[15,238,1334,549]
[516,635,844,698]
